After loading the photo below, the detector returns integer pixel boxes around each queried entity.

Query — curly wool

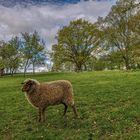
[25,79,74,108]
[22,79,78,122]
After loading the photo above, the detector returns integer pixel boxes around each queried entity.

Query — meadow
[0,71,140,140]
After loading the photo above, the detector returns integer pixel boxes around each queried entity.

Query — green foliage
[22,31,46,75]
[84,57,106,71]
[0,71,140,139]
[52,19,100,72]
[100,0,140,70]
[0,59,5,69]
[0,0,140,74]
[51,0,140,72]
[0,37,21,76]
[0,32,47,76]
[105,51,124,70]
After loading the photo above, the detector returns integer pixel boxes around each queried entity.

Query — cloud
[0,1,116,49]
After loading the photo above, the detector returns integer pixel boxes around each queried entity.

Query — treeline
[52,0,140,71]
[0,31,46,76]
[0,0,140,76]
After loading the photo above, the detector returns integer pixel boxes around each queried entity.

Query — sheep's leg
[72,104,78,118]
[42,108,46,122]
[62,103,68,116]
[38,108,42,122]
[38,108,46,122]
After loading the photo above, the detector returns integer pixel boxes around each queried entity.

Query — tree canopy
[22,31,46,76]
[52,19,100,71]
[98,0,140,70]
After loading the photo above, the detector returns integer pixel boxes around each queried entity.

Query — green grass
[0,71,140,140]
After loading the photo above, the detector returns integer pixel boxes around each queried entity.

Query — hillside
[0,71,140,139]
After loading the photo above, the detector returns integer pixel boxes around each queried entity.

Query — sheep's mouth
[22,87,30,92]
[22,85,32,92]
[21,86,28,92]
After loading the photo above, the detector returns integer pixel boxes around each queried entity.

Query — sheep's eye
[27,82,33,85]
[21,82,24,85]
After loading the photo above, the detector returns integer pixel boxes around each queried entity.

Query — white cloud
[0,1,116,49]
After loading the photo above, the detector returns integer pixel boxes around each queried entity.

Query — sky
[0,0,117,50]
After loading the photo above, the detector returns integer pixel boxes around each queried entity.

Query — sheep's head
[21,79,40,93]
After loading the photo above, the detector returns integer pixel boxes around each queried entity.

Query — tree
[22,31,46,76]
[105,51,124,69]
[0,37,21,76]
[0,58,5,76]
[0,42,5,76]
[101,0,140,70]
[7,37,21,75]
[52,19,100,72]
[128,9,140,68]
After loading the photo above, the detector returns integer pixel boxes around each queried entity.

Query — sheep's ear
[27,80,36,92]
[28,80,37,86]
[27,80,33,85]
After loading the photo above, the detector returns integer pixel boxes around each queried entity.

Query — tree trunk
[84,64,87,71]
[11,68,15,77]
[137,63,140,69]
[75,63,82,72]
[0,68,4,76]
[10,67,12,75]
[33,62,35,74]
[24,59,29,77]
[124,58,130,70]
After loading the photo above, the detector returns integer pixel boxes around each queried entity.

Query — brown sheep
[21,79,78,122]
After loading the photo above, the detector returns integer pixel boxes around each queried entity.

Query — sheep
[21,78,78,122]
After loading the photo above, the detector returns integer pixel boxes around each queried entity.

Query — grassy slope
[0,71,140,140]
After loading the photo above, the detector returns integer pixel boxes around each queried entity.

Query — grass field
[0,71,140,140]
